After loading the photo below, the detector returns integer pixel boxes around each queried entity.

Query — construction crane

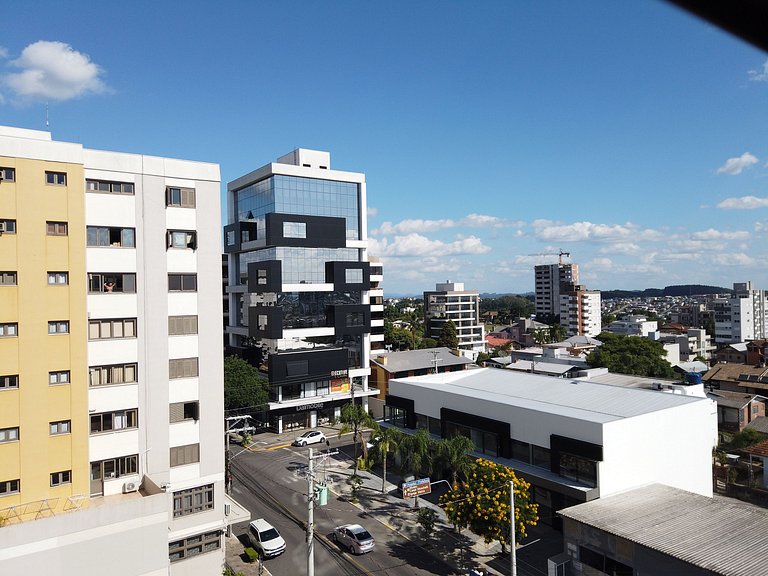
[527,249,571,265]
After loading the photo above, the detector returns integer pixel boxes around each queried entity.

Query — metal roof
[559,484,768,576]
[745,416,768,434]
[391,368,706,424]
[370,347,471,373]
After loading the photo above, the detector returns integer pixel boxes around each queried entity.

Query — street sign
[402,477,431,498]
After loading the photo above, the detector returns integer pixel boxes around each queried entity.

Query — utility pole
[510,480,517,576]
[307,447,314,576]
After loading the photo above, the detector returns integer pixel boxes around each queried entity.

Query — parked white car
[248,518,286,558]
[293,430,326,446]
[332,523,375,554]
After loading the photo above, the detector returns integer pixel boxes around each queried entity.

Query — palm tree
[373,426,402,493]
[337,402,375,476]
[398,427,434,479]
[436,434,475,486]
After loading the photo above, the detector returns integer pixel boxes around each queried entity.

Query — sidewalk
[226,423,558,576]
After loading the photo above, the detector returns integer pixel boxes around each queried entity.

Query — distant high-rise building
[0,125,233,574]
[714,281,768,344]
[535,262,579,318]
[424,281,485,358]
[559,284,602,338]
[224,148,378,432]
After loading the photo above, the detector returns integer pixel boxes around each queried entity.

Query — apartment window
[0,167,16,182]
[166,186,196,208]
[283,221,306,239]
[86,226,135,248]
[88,272,136,293]
[173,484,213,517]
[168,273,197,292]
[90,409,138,433]
[0,427,19,442]
[49,371,70,385]
[48,321,69,334]
[0,323,18,337]
[168,530,220,563]
[170,401,199,423]
[345,268,363,284]
[170,443,200,467]
[86,179,134,195]
[50,470,71,486]
[45,171,67,185]
[46,221,68,236]
[88,318,137,340]
[48,271,69,285]
[0,374,19,389]
[0,272,16,285]
[0,479,20,495]
[89,363,137,387]
[168,315,198,336]
[169,358,199,379]
[0,219,16,234]
[91,455,138,484]
[167,230,197,250]
[49,420,71,435]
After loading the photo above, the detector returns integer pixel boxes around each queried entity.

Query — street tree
[436,434,475,486]
[439,458,538,553]
[337,402,375,476]
[372,425,402,493]
[223,355,269,412]
[398,427,434,479]
[417,507,439,544]
[438,320,459,349]
[586,332,676,378]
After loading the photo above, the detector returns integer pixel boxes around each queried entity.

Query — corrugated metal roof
[370,347,470,374]
[559,484,768,576]
[391,368,707,424]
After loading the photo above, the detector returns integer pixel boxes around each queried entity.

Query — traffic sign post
[401,477,432,498]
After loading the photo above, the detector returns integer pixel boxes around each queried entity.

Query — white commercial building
[385,368,717,528]
[0,126,235,575]
[424,281,485,359]
[714,281,768,344]
[605,315,658,337]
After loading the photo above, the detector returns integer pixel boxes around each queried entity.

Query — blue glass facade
[239,247,360,284]
[234,175,359,240]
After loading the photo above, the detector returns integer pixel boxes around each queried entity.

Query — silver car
[332,523,375,554]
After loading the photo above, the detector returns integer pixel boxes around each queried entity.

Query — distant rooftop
[392,368,706,424]
[560,484,768,576]
[370,347,471,373]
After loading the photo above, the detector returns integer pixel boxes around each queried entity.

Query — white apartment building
[535,262,578,317]
[424,281,485,359]
[714,281,768,344]
[0,126,234,575]
[559,285,601,338]
[385,369,717,528]
[605,315,658,337]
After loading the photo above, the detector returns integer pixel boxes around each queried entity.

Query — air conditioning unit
[224,503,231,516]
[123,481,139,493]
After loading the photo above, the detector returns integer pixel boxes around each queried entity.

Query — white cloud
[372,213,517,236]
[716,152,758,175]
[717,196,768,210]
[372,233,491,257]
[0,46,8,59]
[2,41,108,102]
[598,243,641,255]
[690,228,749,241]
[711,253,756,266]
[532,220,661,243]
[748,59,768,82]
[367,206,378,218]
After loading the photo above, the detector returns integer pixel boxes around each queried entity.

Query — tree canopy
[437,320,459,349]
[337,402,375,475]
[439,458,538,551]
[479,295,535,323]
[223,355,269,411]
[586,332,676,378]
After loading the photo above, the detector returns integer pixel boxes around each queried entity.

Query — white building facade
[424,281,485,359]
[714,281,768,344]
[535,262,578,317]
[0,127,230,575]
[385,369,717,528]
[559,286,601,337]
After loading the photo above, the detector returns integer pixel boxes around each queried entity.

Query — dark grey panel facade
[265,213,346,248]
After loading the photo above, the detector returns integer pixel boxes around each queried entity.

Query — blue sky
[2,1,767,296]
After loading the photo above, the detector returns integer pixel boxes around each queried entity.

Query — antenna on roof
[45,103,50,129]
[429,349,442,374]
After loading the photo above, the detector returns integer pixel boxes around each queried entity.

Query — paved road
[229,437,459,576]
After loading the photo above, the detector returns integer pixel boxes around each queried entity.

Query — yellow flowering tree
[438,458,538,552]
